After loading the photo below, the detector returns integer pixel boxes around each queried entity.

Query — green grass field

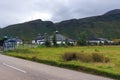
[4,46,120,79]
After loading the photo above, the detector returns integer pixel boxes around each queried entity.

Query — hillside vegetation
[0,9,120,42]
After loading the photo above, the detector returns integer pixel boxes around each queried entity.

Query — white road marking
[3,63,27,73]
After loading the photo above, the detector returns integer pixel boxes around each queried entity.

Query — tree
[77,32,87,46]
[65,38,69,45]
[44,33,51,47]
[65,38,72,46]
[52,32,57,46]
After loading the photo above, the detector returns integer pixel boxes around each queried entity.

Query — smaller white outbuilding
[87,38,113,45]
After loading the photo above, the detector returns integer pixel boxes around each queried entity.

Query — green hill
[0,19,55,42]
[0,9,120,42]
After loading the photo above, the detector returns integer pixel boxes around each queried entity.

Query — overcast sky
[0,0,120,27]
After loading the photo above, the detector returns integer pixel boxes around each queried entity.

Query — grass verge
[4,46,120,79]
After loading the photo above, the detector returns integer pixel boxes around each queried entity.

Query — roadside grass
[4,46,120,79]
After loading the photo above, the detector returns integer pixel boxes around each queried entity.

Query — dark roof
[88,38,101,41]
[35,36,45,40]
[88,38,110,41]
[5,38,22,43]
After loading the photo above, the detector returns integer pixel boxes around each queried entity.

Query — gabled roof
[49,34,74,42]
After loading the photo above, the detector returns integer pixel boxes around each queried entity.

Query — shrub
[92,53,110,63]
[62,52,110,63]
[94,49,100,52]
[76,53,93,62]
[62,52,77,61]
[45,40,51,47]
[31,56,37,61]
[62,52,92,62]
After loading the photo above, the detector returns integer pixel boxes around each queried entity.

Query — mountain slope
[56,12,120,39]
[0,9,120,42]
[0,19,55,41]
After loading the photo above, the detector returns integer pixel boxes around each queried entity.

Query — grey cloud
[50,0,120,22]
[0,0,120,27]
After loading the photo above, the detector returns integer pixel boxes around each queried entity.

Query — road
[0,54,113,80]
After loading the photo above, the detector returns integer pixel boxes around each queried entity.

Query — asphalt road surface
[0,54,113,80]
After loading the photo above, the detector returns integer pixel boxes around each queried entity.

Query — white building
[32,31,75,45]
[4,38,23,51]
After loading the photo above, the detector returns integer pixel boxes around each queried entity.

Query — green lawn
[4,46,120,79]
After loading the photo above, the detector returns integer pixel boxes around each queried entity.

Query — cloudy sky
[0,0,120,27]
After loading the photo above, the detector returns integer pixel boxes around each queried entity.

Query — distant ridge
[104,9,120,16]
